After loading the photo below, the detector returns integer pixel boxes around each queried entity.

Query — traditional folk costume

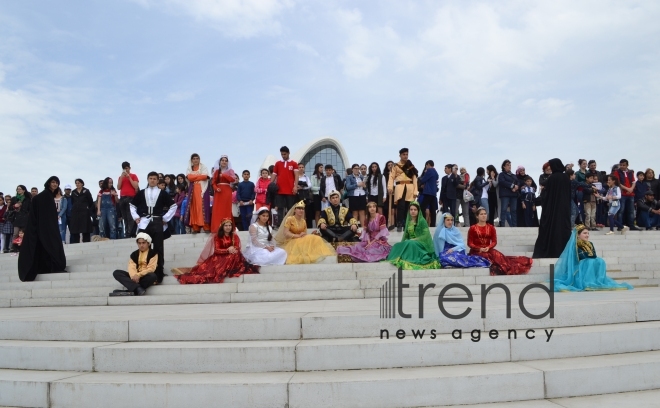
[468,222,533,276]
[211,155,236,234]
[553,225,632,292]
[185,157,211,233]
[244,208,287,265]
[275,201,336,264]
[433,213,490,269]
[387,151,419,229]
[386,202,440,270]
[130,185,176,282]
[318,191,359,243]
[18,177,67,281]
[176,219,259,284]
[337,213,391,262]
[111,232,158,296]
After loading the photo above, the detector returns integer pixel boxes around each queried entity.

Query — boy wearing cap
[637,191,660,230]
[111,232,158,296]
[318,190,359,242]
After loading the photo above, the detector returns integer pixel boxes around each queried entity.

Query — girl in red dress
[210,155,236,235]
[468,207,533,276]
[176,219,258,284]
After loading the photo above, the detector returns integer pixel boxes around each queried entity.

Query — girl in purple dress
[337,202,391,262]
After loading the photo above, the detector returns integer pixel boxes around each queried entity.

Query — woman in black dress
[69,178,94,243]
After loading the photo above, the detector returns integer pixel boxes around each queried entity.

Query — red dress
[210,170,234,234]
[176,235,258,284]
[467,224,533,276]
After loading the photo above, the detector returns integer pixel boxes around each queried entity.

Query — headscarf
[214,155,236,180]
[186,156,210,198]
[433,213,466,255]
[274,200,306,245]
[549,158,565,174]
[402,202,435,255]
[43,176,60,191]
[515,166,525,176]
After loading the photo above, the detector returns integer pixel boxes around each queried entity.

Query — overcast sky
[1,0,659,195]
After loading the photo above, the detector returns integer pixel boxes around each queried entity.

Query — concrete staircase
[1,228,660,407]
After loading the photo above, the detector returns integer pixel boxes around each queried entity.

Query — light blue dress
[433,213,490,269]
[553,229,633,292]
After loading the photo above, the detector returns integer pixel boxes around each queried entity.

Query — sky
[1,0,659,195]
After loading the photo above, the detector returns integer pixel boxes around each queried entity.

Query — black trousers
[70,233,90,244]
[420,194,438,227]
[119,197,136,238]
[320,226,359,242]
[140,220,164,281]
[441,197,456,219]
[275,194,297,228]
[113,270,157,293]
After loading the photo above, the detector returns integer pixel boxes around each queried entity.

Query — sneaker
[591,228,600,231]
[596,224,605,228]
[10,253,18,256]
[622,226,630,235]
[629,226,641,231]
[605,231,615,235]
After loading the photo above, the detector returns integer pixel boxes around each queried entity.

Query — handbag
[463,189,474,202]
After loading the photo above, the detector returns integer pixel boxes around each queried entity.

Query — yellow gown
[280,216,336,264]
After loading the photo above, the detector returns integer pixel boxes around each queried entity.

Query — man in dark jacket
[497,160,520,227]
[319,165,344,205]
[637,191,660,230]
[418,160,439,227]
[440,164,459,218]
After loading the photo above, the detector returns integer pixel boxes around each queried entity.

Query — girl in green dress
[386,201,441,270]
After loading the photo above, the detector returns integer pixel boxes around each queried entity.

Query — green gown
[386,204,440,270]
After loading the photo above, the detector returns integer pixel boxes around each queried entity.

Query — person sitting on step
[318,190,359,243]
[111,232,158,296]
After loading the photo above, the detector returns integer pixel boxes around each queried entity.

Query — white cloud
[165,91,195,102]
[132,0,294,38]
[522,98,575,118]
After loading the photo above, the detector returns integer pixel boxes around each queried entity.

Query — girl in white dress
[244,207,287,265]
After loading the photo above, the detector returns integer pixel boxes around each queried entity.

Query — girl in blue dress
[554,224,633,292]
[433,213,490,268]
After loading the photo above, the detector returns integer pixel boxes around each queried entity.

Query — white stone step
[444,389,660,407]
[3,321,659,374]
[0,369,82,408]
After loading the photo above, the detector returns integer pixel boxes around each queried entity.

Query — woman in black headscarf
[533,159,572,259]
[18,176,67,282]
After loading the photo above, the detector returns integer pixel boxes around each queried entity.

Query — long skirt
[554,258,633,292]
[387,240,440,270]
[470,248,532,276]
[176,252,258,284]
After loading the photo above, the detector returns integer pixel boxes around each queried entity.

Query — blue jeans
[173,217,186,235]
[58,214,67,242]
[480,198,489,218]
[240,205,253,231]
[499,196,517,227]
[570,201,578,228]
[99,207,117,239]
[639,211,660,229]
[618,196,635,227]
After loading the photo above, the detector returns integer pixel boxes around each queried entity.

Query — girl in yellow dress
[274,201,336,264]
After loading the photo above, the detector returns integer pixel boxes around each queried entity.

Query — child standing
[172,185,186,235]
[634,171,648,227]
[582,172,601,231]
[567,170,590,228]
[605,175,628,235]
[520,176,536,227]
[254,168,271,210]
[237,170,256,232]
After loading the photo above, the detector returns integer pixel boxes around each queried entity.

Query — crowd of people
[4,147,652,296]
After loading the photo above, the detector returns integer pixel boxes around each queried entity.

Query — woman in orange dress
[468,207,533,276]
[176,219,259,284]
[211,155,235,234]
[185,153,211,233]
